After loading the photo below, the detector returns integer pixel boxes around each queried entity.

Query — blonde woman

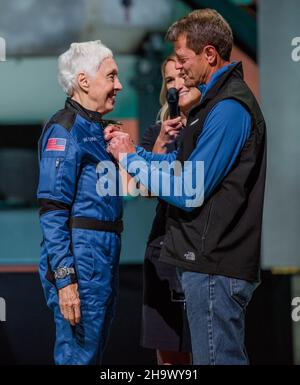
[140,56,200,365]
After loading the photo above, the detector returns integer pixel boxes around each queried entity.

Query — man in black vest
[106,9,266,365]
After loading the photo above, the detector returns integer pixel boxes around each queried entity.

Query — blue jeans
[177,270,257,365]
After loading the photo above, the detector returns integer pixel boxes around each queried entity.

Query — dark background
[0,267,293,365]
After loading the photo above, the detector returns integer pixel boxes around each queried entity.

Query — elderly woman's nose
[115,77,123,91]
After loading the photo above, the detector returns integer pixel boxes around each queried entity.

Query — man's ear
[203,45,218,65]
[77,72,89,93]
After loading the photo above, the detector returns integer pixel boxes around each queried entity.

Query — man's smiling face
[174,34,209,87]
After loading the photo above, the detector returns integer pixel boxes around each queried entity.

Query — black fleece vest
[160,62,266,282]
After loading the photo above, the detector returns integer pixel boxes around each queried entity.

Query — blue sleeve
[120,99,251,211]
[136,145,177,163]
[195,99,251,199]
[37,124,81,289]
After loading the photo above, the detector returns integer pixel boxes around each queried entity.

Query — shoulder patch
[39,108,77,160]
[46,138,66,152]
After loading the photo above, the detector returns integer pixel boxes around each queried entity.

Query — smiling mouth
[108,94,116,103]
[179,91,188,97]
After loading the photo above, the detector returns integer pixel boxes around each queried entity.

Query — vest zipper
[201,200,214,253]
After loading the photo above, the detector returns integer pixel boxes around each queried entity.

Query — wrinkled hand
[58,283,81,326]
[104,125,123,141]
[106,131,136,162]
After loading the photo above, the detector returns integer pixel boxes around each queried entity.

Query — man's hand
[106,130,136,162]
[58,283,81,326]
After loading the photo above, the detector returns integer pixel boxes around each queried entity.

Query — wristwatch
[54,267,75,280]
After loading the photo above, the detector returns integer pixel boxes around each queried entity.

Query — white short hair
[58,40,113,96]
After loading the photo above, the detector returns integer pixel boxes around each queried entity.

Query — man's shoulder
[202,99,251,137]
[212,98,250,116]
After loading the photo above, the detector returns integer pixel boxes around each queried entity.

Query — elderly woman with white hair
[37,40,123,364]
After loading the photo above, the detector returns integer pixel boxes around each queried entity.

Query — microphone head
[166,87,180,119]
[166,87,179,104]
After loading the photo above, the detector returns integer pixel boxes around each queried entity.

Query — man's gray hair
[58,40,113,96]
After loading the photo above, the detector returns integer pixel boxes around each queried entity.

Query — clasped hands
[104,125,136,161]
[104,116,183,161]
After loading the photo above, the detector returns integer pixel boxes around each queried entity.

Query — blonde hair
[157,55,177,122]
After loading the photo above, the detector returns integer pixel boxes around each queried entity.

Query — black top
[140,123,183,248]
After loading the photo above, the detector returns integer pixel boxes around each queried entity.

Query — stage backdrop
[259,0,300,268]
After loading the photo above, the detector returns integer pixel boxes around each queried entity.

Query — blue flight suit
[37,98,123,364]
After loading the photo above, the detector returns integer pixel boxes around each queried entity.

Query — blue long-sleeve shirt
[120,63,251,211]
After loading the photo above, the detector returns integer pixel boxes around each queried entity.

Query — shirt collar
[66,97,103,123]
[197,61,237,100]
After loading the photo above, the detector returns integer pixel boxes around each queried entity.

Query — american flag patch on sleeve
[46,138,66,151]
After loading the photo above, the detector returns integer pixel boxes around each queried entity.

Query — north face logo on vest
[184,251,196,261]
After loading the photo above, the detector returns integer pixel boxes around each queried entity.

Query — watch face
[56,267,67,279]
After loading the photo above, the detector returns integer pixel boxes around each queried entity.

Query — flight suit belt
[70,217,123,235]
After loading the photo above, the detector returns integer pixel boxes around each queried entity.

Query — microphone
[166,87,180,119]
